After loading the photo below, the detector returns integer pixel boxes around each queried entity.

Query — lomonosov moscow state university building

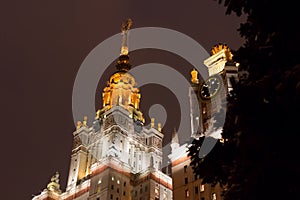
[32,20,238,200]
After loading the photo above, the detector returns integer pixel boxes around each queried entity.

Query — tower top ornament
[121,18,133,32]
[119,18,133,65]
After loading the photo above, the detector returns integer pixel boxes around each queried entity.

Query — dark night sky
[0,0,245,199]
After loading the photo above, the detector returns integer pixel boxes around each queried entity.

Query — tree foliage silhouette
[188,0,300,199]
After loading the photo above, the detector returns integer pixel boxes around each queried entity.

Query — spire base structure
[116,54,131,72]
[100,19,144,123]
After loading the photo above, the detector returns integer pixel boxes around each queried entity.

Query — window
[140,188,143,193]
[195,186,199,194]
[155,188,159,196]
[112,176,114,181]
[145,185,148,192]
[110,194,113,199]
[117,188,119,193]
[185,177,188,184]
[203,107,206,114]
[98,179,102,184]
[200,184,205,192]
[194,174,198,180]
[185,189,189,197]
[123,191,126,196]
[139,155,141,160]
[96,198,100,200]
[116,198,119,200]
[212,193,217,200]
[163,192,167,200]
[124,181,126,187]
[184,165,187,173]
[117,180,120,184]
[111,185,114,190]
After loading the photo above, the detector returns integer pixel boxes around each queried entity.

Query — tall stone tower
[189,44,238,137]
[169,44,238,200]
[32,19,172,200]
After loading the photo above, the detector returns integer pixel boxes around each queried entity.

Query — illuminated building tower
[191,44,238,137]
[32,19,172,200]
[169,44,238,200]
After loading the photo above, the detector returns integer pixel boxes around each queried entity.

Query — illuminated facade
[169,44,238,200]
[32,19,172,200]
[32,19,238,200]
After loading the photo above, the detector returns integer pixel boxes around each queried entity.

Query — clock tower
[169,44,238,200]
[190,44,238,137]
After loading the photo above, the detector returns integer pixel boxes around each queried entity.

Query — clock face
[199,76,221,100]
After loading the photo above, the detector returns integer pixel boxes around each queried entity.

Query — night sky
[1,0,245,199]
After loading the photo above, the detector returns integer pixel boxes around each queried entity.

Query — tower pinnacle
[171,128,179,151]
[120,18,132,56]
[46,171,61,194]
[100,19,144,123]
[171,128,179,144]
[116,19,133,72]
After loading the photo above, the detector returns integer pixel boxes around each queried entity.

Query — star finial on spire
[121,18,133,32]
[120,19,133,56]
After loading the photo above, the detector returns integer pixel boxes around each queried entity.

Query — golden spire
[99,19,144,124]
[116,19,133,72]
[191,68,199,84]
[120,19,133,56]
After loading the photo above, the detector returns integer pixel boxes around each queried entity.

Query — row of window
[128,150,143,160]
[99,176,125,185]
[110,185,126,194]
[97,186,168,200]
[96,190,126,199]
[97,194,169,200]
[183,165,201,183]
[185,185,205,197]
[132,184,148,196]
[128,159,143,170]
[185,189,216,199]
